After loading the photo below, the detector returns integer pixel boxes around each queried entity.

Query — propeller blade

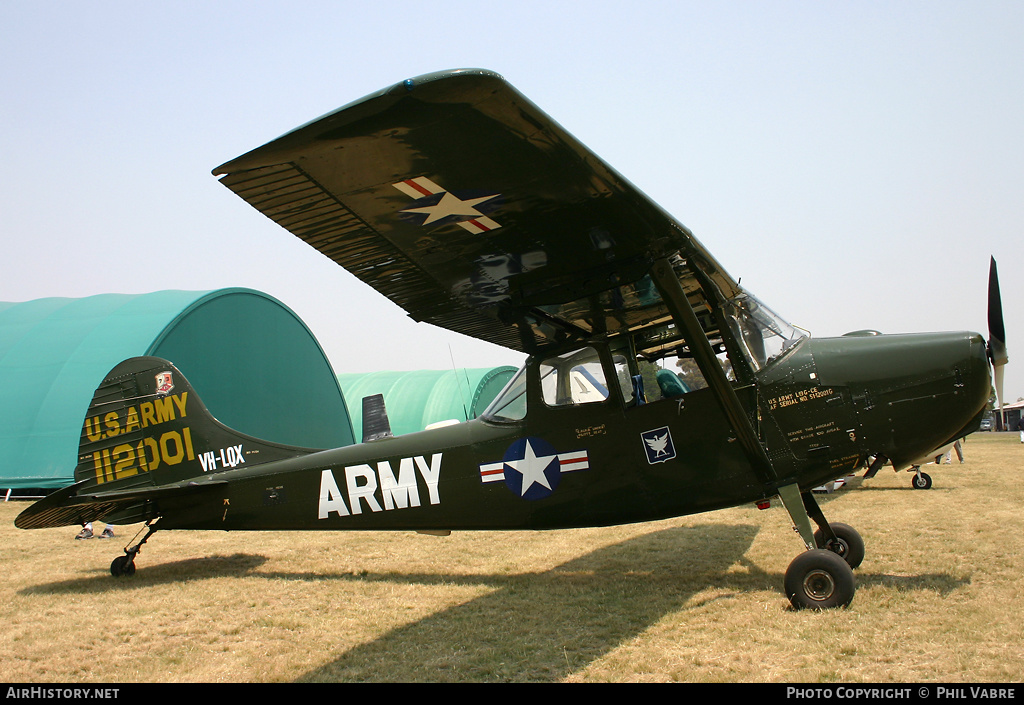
[994,364,1006,413]
[988,256,1008,408]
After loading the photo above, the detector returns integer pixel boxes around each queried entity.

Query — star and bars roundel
[393,176,502,234]
[479,437,589,501]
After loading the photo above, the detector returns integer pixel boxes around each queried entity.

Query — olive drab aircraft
[16,69,1006,610]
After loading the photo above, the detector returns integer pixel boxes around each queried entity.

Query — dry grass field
[1,433,1022,683]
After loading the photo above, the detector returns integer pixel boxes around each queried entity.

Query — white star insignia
[504,439,558,497]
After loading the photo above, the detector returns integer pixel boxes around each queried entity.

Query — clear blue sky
[3,2,1022,402]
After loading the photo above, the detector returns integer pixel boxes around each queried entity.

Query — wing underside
[214,69,741,355]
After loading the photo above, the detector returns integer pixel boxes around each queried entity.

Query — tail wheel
[785,549,855,610]
[110,555,136,577]
[814,522,865,569]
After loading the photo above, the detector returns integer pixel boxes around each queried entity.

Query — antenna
[449,344,470,420]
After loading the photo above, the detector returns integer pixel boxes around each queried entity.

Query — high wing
[213,69,742,356]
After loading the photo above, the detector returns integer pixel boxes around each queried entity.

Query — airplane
[15,69,1005,610]
[863,439,962,490]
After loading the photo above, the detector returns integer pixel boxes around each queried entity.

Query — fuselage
[156,329,989,533]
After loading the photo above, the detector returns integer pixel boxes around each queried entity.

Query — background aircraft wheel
[912,472,933,490]
[110,555,136,577]
[785,549,855,610]
[814,522,864,569]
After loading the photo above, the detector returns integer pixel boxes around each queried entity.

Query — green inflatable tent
[338,367,517,439]
[0,289,354,490]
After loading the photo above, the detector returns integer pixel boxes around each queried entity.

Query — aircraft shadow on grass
[19,523,968,681]
[19,553,268,595]
[289,524,756,682]
[286,524,965,683]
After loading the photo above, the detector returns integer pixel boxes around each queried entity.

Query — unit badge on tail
[155,372,174,395]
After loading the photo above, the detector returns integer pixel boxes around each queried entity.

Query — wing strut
[649,258,776,484]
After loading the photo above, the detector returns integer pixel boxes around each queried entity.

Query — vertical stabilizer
[75,357,314,493]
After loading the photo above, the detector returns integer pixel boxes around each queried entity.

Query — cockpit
[481,288,806,423]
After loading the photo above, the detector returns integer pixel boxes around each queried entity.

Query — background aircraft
[16,70,1001,610]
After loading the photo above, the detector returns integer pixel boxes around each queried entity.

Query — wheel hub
[829,538,849,558]
[802,569,836,601]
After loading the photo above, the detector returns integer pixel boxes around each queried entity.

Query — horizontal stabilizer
[15,479,226,530]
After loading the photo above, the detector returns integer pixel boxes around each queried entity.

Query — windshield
[481,365,528,422]
[724,291,805,371]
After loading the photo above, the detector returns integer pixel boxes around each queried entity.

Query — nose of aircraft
[811,331,991,470]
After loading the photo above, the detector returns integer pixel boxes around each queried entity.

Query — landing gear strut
[778,484,860,610]
[110,520,158,577]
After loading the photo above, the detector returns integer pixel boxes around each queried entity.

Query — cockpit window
[540,346,609,406]
[723,291,805,371]
[480,345,611,422]
[610,329,729,407]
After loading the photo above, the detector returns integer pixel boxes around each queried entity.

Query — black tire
[814,522,865,570]
[912,472,933,490]
[110,555,136,577]
[785,549,855,610]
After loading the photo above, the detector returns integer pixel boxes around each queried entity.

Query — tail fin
[19,356,316,530]
[75,356,313,492]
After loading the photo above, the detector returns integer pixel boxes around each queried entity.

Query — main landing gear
[110,521,158,577]
[777,484,862,610]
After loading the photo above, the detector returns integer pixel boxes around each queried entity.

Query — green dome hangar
[0,288,354,493]
[337,367,517,440]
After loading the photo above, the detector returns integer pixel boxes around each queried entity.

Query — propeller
[988,256,1008,410]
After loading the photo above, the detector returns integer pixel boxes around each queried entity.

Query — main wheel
[912,472,933,490]
[814,522,865,569]
[785,549,855,610]
[110,555,136,577]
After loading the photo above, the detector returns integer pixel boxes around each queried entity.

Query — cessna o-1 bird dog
[17,69,1006,610]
